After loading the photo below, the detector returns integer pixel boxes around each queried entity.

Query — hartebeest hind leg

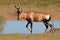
[43,21,54,33]
[47,22,54,33]
[26,19,33,34]
[43,21,49,33]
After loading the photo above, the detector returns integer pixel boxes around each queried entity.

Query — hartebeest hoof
[30,30,32,34]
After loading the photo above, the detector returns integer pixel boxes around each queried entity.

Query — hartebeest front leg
[26,21,30,28]
[30,22,33,34]
[26,18,32,33]
[26,20,33,34]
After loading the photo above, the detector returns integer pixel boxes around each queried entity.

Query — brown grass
[0,33,59,40]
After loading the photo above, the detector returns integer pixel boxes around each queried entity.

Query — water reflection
[1,20,60,34]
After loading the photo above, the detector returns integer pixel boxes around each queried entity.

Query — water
[1,20,60,34]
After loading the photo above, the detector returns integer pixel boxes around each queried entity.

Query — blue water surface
[2,20,60,34]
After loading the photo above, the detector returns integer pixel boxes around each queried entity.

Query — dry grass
[0,33,59,40]
[0,0,60,9]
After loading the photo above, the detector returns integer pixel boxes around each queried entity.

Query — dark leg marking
[48,23,53,28]
[26,18,33,34]
[26,21,30,28]
[43,21,48,32]
[17,13,19,20]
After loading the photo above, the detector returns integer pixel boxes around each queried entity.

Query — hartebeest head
[15,5,23,14]
[15,5,23,20]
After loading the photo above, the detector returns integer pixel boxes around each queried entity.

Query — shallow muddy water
[1,20,60,34]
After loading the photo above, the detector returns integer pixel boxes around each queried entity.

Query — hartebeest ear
[15,5,20,9]
[15,6,17,8]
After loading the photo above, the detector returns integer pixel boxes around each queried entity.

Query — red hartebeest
[15,6,54,34]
